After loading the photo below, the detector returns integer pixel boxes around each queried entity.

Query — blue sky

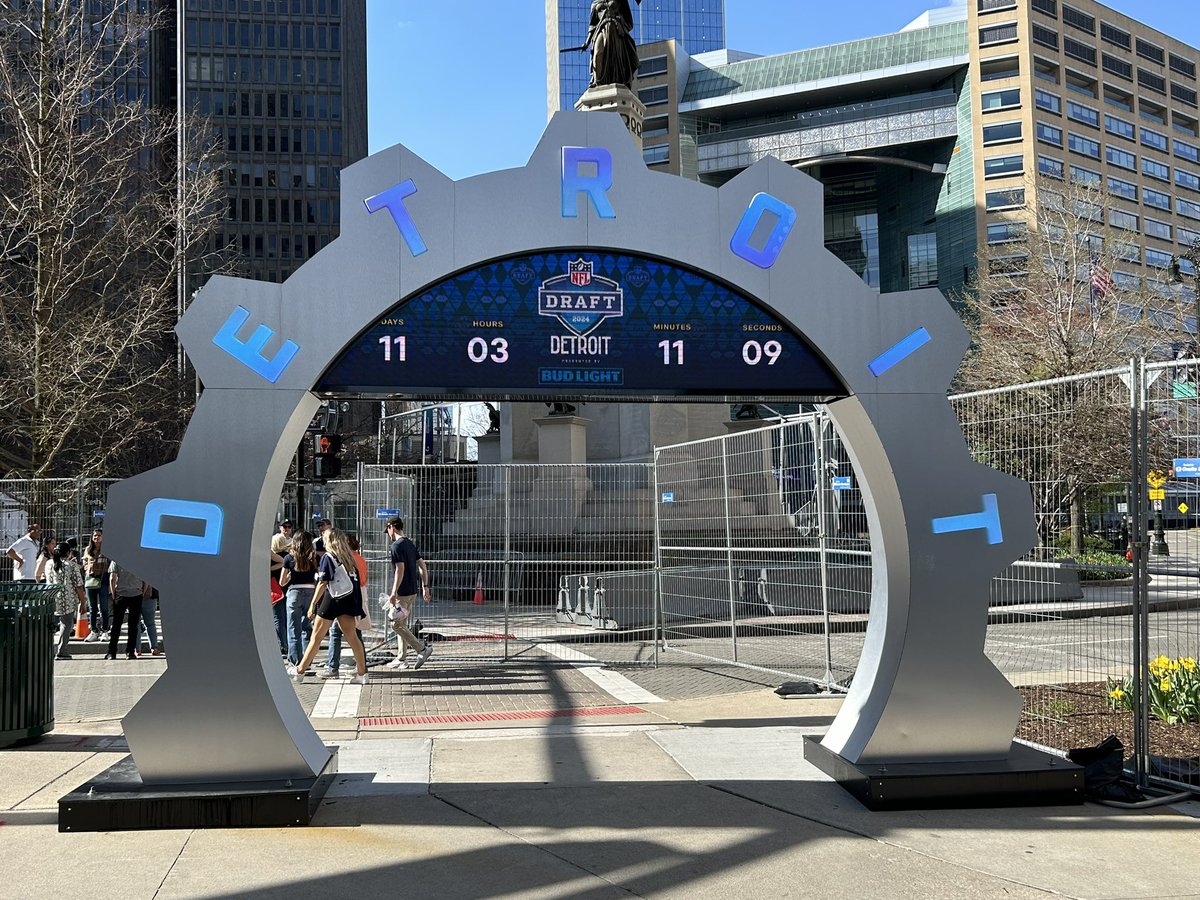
[366,0,1200,179]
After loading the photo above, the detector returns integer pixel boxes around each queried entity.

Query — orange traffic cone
[75,615,90,640]
[473,571,485,605]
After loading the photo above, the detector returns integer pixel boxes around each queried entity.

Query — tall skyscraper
[180,0,368,285]
[546,0,725,115]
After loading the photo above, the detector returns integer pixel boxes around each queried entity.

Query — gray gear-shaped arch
[102,112,1034,785]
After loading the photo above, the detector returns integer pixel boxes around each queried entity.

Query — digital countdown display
[316,251,846,401]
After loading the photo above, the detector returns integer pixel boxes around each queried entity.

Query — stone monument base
[803,738,1083,810]
[59,749,339,832]
[576,83,647,147]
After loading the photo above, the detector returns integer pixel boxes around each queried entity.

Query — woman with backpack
[288,528,368,685]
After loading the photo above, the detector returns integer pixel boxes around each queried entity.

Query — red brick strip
[360,705,646,726]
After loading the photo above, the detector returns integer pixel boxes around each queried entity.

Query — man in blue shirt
[383,517,432,670]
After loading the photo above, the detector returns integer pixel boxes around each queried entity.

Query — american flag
[1090,257,1114,299]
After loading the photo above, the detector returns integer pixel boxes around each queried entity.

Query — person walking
[322,533,369,678]
[44,540,85,660]
[269,520,293,653]
[106,559,150,660]
[138,586,163,656]
[289,528,368,685]
[5,522,41,582]
[382,517,433,671]
[279,529,317,666]
[82,528,110,641]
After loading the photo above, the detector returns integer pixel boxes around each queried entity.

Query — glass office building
[179,0,368,284]
[547,0,725,115]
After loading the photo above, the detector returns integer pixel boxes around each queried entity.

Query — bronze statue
[580,0,642,90]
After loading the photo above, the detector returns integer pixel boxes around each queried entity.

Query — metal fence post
[720,439,738,663]
[502,465,511,662]
[1131,357,1149,788]
[816,416,835,686]
[651,453,663,667]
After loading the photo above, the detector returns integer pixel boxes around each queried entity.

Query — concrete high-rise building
[179,0,368,285]
[971,0,1200,293]
[546,0,725,116]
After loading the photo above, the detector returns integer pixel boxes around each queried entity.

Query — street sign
[375,508,400,519]
[1173,458,1200,478]
[661,492,675,503]
[1147,469,1169,488]
[93,510,105,519]
[1180,503,1190,514]
[1153,500,1164,511]
[831,476,853,491]
[1149,489,1166,501]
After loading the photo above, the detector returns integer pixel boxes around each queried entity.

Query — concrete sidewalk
[3,688,1199,900]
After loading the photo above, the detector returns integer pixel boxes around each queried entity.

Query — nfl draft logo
[538,258,625,337]
[569,259,592,287]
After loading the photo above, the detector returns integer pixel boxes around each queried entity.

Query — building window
[1061,5,1095,32]
[1036,122,1063,147]
[981,88,1021,111]
[1034,88,1061,113]
[1031,0,1056,15]
[1105,84,1134,111]
[1171,53,1197,79]
[1067,133,1100,158]
[637,85,668,106]
[1177,198,1200,221]
[637,55,669,77]
[1107,175,1137,200]
[1066,101,1099,127]
[986,187,1026,210]
[1180,226,1200,246]
[1069,164,1100,185]
[1141,98,1168,125]
[1147,248,1174,268]
[643,116,669,139]
[643,144,670,166]
[1173,83,1199,108]
[982,121,1022,144]
[1063,36,1096,66]
[1145,218,1172,241]
[1100,22,1131,50]
[984,153,1023,177]
[1141,127,1169,151]
[1105,114,1134,139]
[1138,69,1166,95]
[1106,146,1136,170]
[1109,209,1138,231]
[979,23,1018,45]
[1032,23,1058,50]
[1143,158,1170,181]
[987,221,1027,244]
[1136,38,1166,65]
[1065,70,1098,98]
[1039,155,1064,179]
[1102,54,1132,81]
[1177,114,1200,137]
[977,0,1017,11]
[1033,56,1059,84]
[907,233,939,288]
[1176,139,1200,162]
[1145,188,1171,210]
[981,56,1020,81]
[1177,168,1200,192]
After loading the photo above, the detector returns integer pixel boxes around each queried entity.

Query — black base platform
[58,749,338,831]
[803,738,1083,810]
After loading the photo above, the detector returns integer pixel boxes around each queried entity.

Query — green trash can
[0,583,61,749]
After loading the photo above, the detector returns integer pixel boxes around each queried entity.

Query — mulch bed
[1017,683,1200,785]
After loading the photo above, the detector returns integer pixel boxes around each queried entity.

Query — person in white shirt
[6,523,42,582]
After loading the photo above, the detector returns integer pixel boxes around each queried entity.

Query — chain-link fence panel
[357,463,655,663]
[653,416,868,688]
[952,368,1141,764]
[0,479,115,581]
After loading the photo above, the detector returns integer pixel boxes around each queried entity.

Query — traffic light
[313,433,342,480]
